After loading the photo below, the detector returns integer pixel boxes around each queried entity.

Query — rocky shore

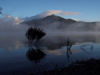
[37,58,100,75]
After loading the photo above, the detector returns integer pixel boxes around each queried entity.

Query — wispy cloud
[59,12,79,15]
[24,10,80,21]
[43,10,79,16]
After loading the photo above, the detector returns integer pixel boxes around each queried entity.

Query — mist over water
[1,22,100,74]
[0,15,100,53]
[0,13,100,33]
[1,32,100,51]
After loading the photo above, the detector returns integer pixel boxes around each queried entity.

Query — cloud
[0,7,3,14]
[72,18,79,21]
[24,10,80,21]
[0,14,28,32]
[39,10,79,16]
[0,14,23,25]
[59,12,79,15]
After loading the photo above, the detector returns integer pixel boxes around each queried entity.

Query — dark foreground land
[37,58,100,75]
[11,58,100,75]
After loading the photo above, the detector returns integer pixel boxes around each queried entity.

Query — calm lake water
[1,32,100,75]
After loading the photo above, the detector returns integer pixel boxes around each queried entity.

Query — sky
[0,0,100,22]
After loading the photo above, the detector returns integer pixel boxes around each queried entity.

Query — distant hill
[23,14,100,31]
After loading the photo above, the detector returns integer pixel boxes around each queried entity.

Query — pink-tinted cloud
[0,14,28,32]
[24,10,80,21]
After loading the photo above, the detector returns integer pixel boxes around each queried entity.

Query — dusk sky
[0,0,100,22]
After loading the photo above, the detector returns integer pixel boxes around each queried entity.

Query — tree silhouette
[66,38,72,61]
[0,7,3,14]
[26,48,46,63]
[25,27,46,45]
[25,27,46,63]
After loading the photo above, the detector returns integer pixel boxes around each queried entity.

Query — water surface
[0,32,100,75]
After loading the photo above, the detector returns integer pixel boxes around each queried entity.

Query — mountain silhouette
[23,14,100,31]
[23,14,76,28]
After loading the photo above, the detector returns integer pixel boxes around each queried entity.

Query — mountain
[24,14,76,25]
[23,14,100,31]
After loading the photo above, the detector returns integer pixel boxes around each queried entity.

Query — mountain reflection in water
[1,32,100,74]
[0,33,100,50]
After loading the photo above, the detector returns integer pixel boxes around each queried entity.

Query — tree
[25,27,46,46]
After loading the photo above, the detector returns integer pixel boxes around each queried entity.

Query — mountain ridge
[23,15,100,31]
[23,14,76,26]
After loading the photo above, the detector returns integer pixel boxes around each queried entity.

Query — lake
[0,32,100,75]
